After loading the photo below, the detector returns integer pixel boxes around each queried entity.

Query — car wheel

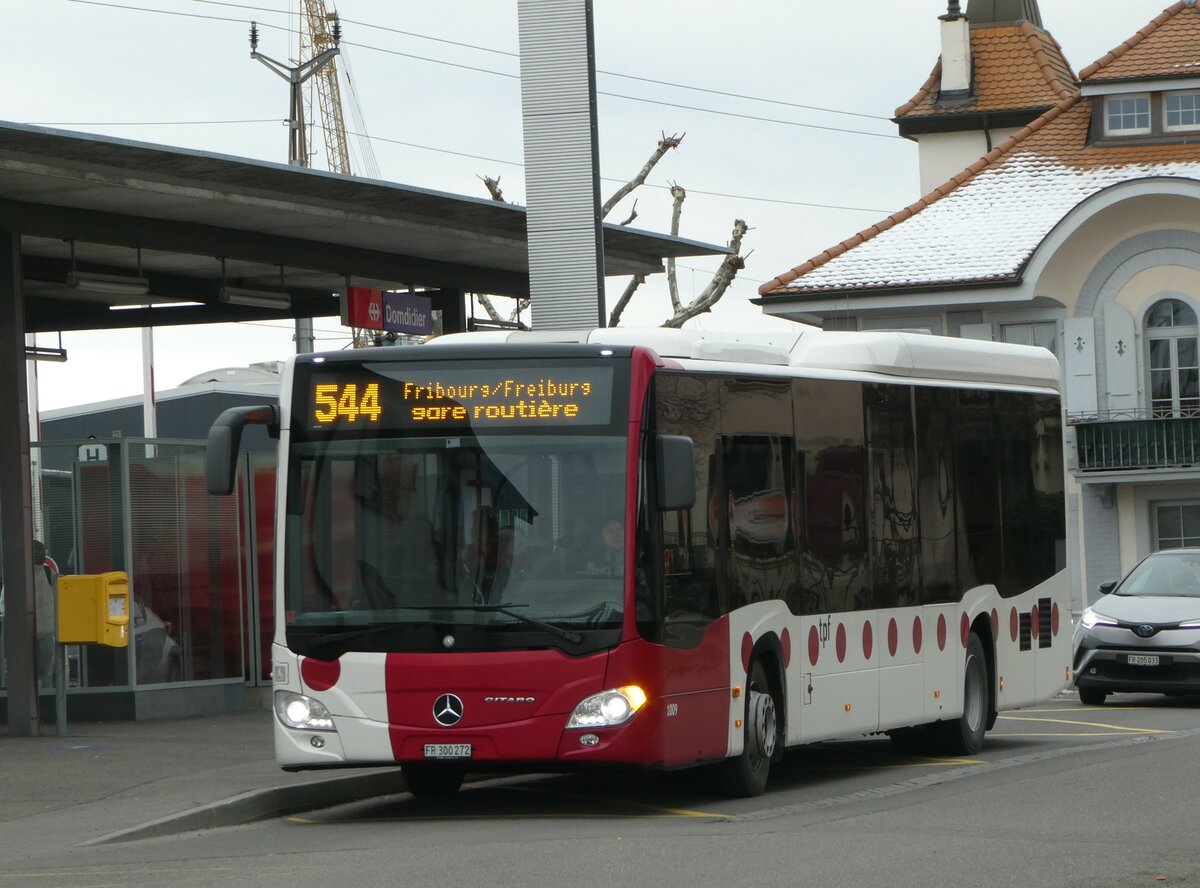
[401,762,465,797]
[714,658,779,797]
[1078,687,1108,706]
[931,632,989,756]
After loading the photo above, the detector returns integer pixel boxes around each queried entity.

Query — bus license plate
[424,743,472,759]
[1127,654,1160,666]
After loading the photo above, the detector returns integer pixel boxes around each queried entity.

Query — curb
[82,770,410,845]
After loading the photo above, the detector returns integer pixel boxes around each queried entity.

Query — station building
[758,0,1200,612]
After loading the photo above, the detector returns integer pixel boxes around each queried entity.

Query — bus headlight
[274,690,336,731]
[566,686,648,728]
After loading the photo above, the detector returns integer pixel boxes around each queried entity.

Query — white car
[1073,549,1200,705]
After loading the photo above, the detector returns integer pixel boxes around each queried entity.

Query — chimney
[938,1,972,96]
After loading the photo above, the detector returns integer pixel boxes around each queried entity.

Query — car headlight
[274,690,336,731]
[1180,620,1200,629]
[566,686,648,729]
[1080,609,1118,630]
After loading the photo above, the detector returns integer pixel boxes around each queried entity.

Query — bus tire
[933,632,988,756]
[401,762,465,797]
[715,659,779,798]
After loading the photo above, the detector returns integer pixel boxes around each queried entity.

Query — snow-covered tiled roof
[1080,0,1200,82]
[760,1,1200,300]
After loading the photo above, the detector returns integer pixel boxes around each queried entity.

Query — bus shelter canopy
[0,120,726,735]
[0,121,725,332]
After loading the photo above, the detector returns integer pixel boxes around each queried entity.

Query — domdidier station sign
[342,287,434,336]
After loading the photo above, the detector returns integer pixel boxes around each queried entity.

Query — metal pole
[0,227,38,736]
[54,643,66,737]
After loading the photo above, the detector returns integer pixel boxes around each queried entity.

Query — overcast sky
[4,0,1178,412]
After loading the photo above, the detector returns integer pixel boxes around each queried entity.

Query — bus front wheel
[715,659,779,798]
[402,762,465,797]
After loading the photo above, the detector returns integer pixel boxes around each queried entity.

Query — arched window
[1146,298,1199,417]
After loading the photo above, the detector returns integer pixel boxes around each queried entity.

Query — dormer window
[1105,94,1151,135]
[1164,90,1200,131]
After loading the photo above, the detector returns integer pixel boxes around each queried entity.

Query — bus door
[651,374,730,767]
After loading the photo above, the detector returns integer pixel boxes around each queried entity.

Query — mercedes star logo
[433,693,464,726]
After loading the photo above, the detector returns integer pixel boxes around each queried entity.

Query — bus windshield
[283,432,628,654]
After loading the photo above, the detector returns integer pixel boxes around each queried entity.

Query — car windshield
[282,432,629,647]
[1117,551,1200,598]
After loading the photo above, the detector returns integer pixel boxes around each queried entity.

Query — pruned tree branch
[474,292,503,322]
[666,183,686,315]
[600,132,684,219]
[607,273,646,328]
[619,199,639,227]
[662,219,749,329]
[479,174,506,203]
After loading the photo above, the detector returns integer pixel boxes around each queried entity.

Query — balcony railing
[1071,410,1200,472]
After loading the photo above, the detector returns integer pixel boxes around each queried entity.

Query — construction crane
[300,1,352,175]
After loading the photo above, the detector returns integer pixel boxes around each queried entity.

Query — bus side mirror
[206,405,280,495]
[656,434,695,511]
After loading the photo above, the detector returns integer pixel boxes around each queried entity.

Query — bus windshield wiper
[398,604,585,645]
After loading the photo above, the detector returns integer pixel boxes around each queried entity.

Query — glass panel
[1182,505,1200,543]
[1158,505,1183,544]
[866,384,920,609]
[1151,369,1173,404]
[720,378,795,612]
[284,433,628,655]
[1148,301,1175,328]
[1179,368,1199,401]
[1031,322,1058,355]
[1001,324,1031,346]
[794,379,868,616]
[1149,338,1172,369]
[656,374,722,647]
[1175,301,1199,326]
[955,391,1002,592]
[915,388,958,604]
[1166,93,1200,129]
[1179,337,1198,368]
[130,449,244,685]
[1106,95,1150,131]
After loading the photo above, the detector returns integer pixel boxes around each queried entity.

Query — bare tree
[477,130,747,328]
[600,132,684,219]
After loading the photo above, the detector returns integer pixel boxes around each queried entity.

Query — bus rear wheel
[715,659,779,798]
[401,762,465,797]
[932,632,988,756]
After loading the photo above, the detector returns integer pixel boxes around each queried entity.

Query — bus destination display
[307,365,614,430]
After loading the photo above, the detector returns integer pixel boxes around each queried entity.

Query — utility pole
[248,19,342,351]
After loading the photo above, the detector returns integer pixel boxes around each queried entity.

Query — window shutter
[1063,317,1098,418]
[1102,303,1137,414]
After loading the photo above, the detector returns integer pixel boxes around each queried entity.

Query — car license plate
[1127,654,1160,666]
[423,743,472,759]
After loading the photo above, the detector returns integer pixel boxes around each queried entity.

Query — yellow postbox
[57,572,130,647]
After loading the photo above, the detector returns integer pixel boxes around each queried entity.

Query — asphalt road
[7,692,1200,888]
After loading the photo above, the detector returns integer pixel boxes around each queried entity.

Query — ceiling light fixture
[65,270,150,297]
[108,300,204,311]
[219,286,292,310]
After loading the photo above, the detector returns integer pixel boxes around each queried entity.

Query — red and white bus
[206,327,1070,797]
